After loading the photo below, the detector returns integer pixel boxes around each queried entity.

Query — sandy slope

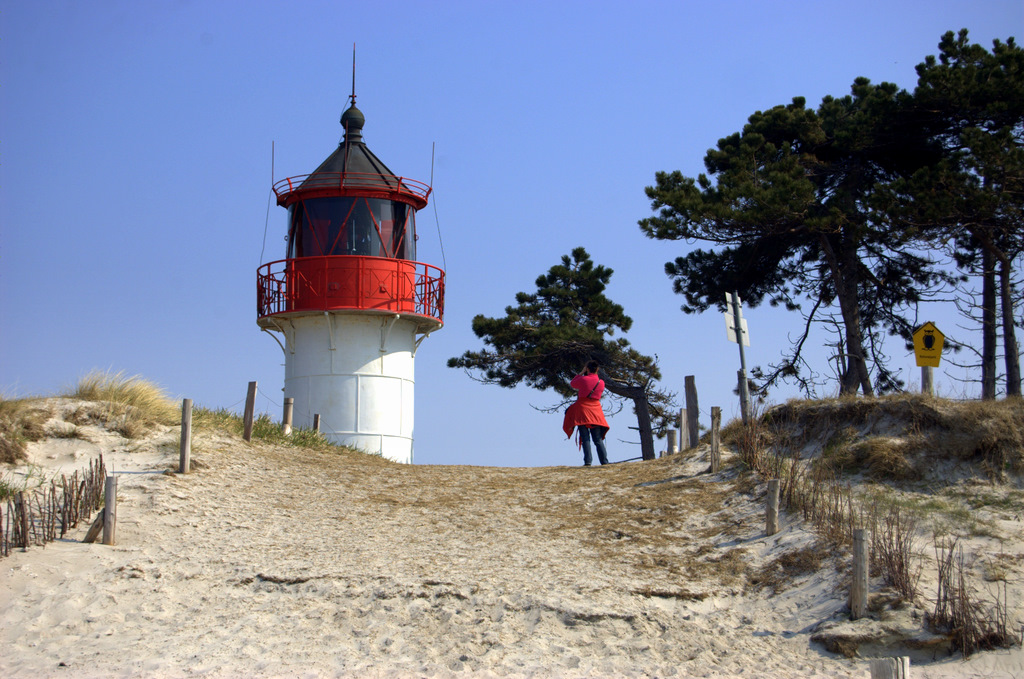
[2,402,1021,678]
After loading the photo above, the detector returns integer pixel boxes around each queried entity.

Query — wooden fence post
[16,491,31,551]
[282,397,294,436]
[870,657,910,679]
[710,407,721,472]
[179,398,192,474]
[766,479,780,535]
[851,528,869,619]
[243,381,257,442]
[685,376,699,448]
[678,408,688,451]
[102,476,117,546]
[667,430,677,456]
[313,413,321,433]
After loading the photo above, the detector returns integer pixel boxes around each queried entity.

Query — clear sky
[2,1,1021,467]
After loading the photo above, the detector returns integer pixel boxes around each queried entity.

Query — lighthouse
[256,92,444,464]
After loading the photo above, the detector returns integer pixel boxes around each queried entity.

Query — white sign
[725,313,750,346]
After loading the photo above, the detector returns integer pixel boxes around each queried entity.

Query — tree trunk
[999,257,1022,396]
[972,227,1020,398]
[982,248,998,400]
[819,233,874,395]
[600,372,656,461]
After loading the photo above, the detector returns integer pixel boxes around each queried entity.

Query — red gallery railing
[257,256,445,325]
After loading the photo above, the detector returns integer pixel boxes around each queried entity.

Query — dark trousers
[580,426,609,465]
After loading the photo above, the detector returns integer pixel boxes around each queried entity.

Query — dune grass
[66,370,179,438]
[0,397,50,464]
[761,393,1024,482]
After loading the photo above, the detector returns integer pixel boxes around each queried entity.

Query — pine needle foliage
[448,247,675,460]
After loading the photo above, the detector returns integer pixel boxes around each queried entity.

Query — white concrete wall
[283,313,417,463]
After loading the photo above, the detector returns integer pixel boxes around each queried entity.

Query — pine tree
[888,30,1024,397]
[448,248,673,461]
[640,82,947,396]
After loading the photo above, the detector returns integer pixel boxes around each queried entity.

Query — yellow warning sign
[913,322,944,368]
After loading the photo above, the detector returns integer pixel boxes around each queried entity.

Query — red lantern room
[257,102,444,326]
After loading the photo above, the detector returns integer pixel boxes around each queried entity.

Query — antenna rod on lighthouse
[351,43,356,106]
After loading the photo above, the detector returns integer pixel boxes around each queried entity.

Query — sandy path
[3,419,1020,678]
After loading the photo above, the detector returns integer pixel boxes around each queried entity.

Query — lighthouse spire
[341,44,364,145]
[350,42,356,108]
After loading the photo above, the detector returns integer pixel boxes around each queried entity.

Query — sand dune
[2,401,1022,678]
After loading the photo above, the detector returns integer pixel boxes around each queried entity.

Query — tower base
[277,312,418,464]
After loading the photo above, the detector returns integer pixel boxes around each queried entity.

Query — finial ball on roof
[341,104,365,131]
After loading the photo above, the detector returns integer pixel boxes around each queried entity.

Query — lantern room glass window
[287,196,416,260]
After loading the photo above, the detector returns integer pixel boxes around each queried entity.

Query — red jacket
[562,373,610,438]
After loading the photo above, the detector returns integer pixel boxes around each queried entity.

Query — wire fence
[1,455,107,558]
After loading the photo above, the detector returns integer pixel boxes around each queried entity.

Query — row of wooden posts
[236,381,320,444]
[672,376,909,679]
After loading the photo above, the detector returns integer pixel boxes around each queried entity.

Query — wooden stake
[102,476,117,546]
[243,381,257,442]
[313,413,321,433]
[921,366,933,396]
[685,376,699,448]
[851,528,869,619]
[766,479,780,535]
[678,407,689,451]
[17,491,31,551]
[710,406,721,472]
[869,657,910,679]
[179,398,192,474]
[82,512,104,543]
[667,430,677,456]
[282,397,294,436]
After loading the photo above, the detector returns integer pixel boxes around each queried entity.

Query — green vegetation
[193,407,356,453]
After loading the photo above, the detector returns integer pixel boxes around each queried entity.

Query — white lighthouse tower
[257,92,444,463]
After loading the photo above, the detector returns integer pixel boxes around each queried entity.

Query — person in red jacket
[562,360,610,466]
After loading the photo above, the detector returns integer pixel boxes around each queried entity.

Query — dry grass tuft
[749,541,827,594]
[822,437,918,481]
[66,370,178,438]
[930,538,1015,657]
[0,397,50,464]
[631,587,710,601]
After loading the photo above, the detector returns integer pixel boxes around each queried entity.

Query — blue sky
[2,1,1021,467]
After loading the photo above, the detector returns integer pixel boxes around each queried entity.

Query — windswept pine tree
[448,248,673,461]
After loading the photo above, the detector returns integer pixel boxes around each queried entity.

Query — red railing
[273,173,431,208]
[257,256,444,325]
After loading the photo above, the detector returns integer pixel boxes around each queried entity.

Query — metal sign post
[725,291,752,424]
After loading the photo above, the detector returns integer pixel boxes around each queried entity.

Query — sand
[2,401,1022,678]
